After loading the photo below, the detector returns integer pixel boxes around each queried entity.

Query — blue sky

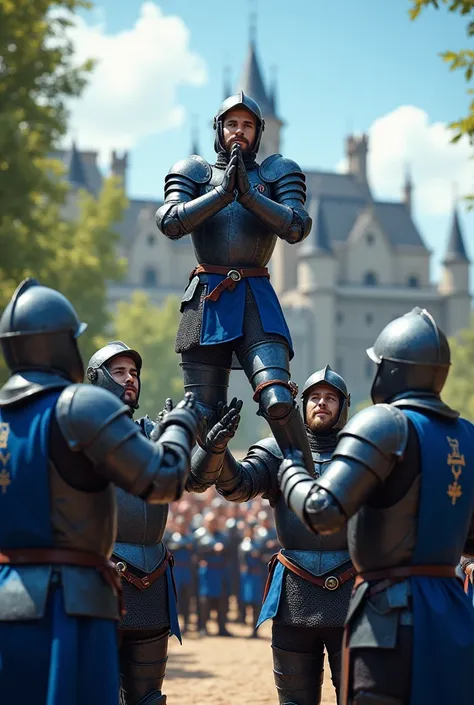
[70,0,473,285]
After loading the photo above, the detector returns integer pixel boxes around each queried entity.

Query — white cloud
[63,2,207,165]
[337,106,473,216]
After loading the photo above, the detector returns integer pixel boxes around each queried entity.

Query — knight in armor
[166,516,195,634]
[155,91,315,481]
[189,366,354,704]
[278,308,474,705]
[239,524,267,637]
[194,512,232,637]
[86,341,180,705]
[0,279,198,705]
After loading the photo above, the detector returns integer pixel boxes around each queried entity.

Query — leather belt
[355,564,460,598]
[263,551,356,601]
[113,549,173,592]
[191,263,269,303]
[0,547,124,615]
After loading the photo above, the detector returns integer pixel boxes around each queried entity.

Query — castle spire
[443,205,470,264]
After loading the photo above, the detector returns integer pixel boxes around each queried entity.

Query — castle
[56,35,471,409]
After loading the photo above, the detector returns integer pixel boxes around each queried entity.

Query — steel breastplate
[191,166,277,267]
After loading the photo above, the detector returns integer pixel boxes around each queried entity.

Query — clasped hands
[221,143,251,199]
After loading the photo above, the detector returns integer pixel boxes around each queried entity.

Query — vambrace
[156,186,233,239]
[278,461,346,535]
[240,166,312,243]
[187,443,225,493]
[216,446,277,503]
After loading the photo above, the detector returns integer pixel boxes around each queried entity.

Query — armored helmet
[301,364,351,430]
[366,307,451,404]
[0,278,87,383]
[86,340,142,410]
[213,91,265,157]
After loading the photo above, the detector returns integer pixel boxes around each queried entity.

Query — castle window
[147,233,156,247]
[336,311,344,325]
[408,275,419,288]
[363,271,378,286]
[143,268,158,287]
[365,312,374,325]
[366,233,375,246]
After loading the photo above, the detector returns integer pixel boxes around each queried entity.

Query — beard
[306,412,336,434]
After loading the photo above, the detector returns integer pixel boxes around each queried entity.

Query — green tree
[409,1,474,202]
[442,316,474,419]
[0,0,93,264]
[98,292,184,420]
[0,0,128,378]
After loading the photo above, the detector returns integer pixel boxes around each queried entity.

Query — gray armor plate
[191,165,276,267]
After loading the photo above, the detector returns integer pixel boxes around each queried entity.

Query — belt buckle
[227,269,242,282]
[324,575,340,591]
[115,561,127,574]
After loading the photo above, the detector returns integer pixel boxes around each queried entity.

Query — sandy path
[166,619,336,705]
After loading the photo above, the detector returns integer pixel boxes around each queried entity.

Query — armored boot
[180,362,230,442]
[272,645,325,705]
[241,342,314,476]
[181,362,230,491]
[120,630,169,705]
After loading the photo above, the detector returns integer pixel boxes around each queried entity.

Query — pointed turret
[439,205,471,335]
[443,206,469,264]
[68,141,87,189]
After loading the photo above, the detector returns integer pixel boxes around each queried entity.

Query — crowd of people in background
[165,490,279,638]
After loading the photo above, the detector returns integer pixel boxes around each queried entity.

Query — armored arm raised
[56,386,198,503]
[155,155,235,240]
[215,438,280,504]
[278,404,409,534]
[238,155,312,244]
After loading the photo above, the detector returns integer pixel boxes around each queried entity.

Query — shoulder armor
[167,155,212,184]
[340,403,409,460]
[249,435,282,460]
[56,384,136,451]
[259,154,304,183]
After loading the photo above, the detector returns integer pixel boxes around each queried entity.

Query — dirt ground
[166,613,336,705]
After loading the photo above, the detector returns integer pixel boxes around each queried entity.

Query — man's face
[305,382,340,432]
[107,354,139,406]
[222,107,257,154]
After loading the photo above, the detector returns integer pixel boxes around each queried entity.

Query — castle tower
[345,133,370,197]
[234,12,283,161]
[298,201,337,367]
[439,206,471,336]
[111,150,128,189]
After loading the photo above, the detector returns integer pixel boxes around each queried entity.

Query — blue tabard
[0,391,119,705]
[199,275,293,356]
[172,546,193,591]
[198,554,228,599]
[240,550,266,605]
[403,410,474,705]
